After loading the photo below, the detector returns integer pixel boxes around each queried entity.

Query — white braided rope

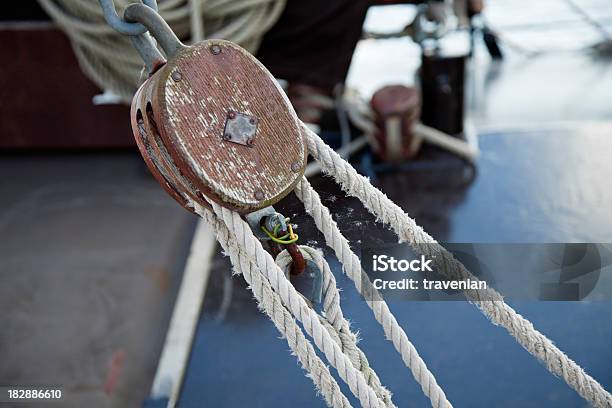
[295,178,452,408]
[276,246,396,408]
[208,200,388,408]
[192,203,352,408]
[276,246,343,330]
[302,122,612,408]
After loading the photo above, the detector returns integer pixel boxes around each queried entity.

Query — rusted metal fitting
[262,213,286,234]
[370,85,421,162]
[222,111,258,147]
[285,243,306,276]
[258,213,305,275]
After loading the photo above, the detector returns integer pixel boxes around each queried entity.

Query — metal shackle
[123,3,185,59]
[98,0,158,36]
[98,1,185,75]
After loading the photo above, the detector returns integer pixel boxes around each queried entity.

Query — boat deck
[177,124,612,407]
[1,1,612,407]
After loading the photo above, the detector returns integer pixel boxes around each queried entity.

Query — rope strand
[302,122,612,408]
[208,199,388,408]
[193,203,353,408]
[276,246,396,408]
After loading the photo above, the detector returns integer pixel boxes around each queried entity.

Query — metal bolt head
[249,117,257,125]
[171,71,182,82]
[227,111,236,119]
[290,162,301,172]
[254,191,265,200]
[223,133,232,141]
[246,138,254,147]
[210,45,222,55]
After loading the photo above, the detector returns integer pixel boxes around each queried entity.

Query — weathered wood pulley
[126,4,306,214]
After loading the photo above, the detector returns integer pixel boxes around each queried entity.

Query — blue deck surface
[177,128,612,407]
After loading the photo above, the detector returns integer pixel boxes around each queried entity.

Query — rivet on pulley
[210,44,221,55]
[171,71,182,82]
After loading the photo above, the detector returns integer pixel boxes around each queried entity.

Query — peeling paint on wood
[131,40,306,214]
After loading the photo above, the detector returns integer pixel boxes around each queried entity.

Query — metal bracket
[245,206,277,240]
[98,0,158,36]
[222,111,258,146]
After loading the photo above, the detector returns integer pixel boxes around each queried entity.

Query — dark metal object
[258,212,305,275]
[420,48,467,136]
[222,111,259,147]
[482,27,504,60]
[370,85,421,162]
[289,258,323,308]
[285,244,306,276]
[210,45,222,55]
[171,71,182,82]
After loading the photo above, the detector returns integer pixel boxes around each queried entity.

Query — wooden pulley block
[131,39,307,214]
[370,85,421,162]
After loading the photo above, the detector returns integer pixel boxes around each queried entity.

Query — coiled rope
[37,0,286,102]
